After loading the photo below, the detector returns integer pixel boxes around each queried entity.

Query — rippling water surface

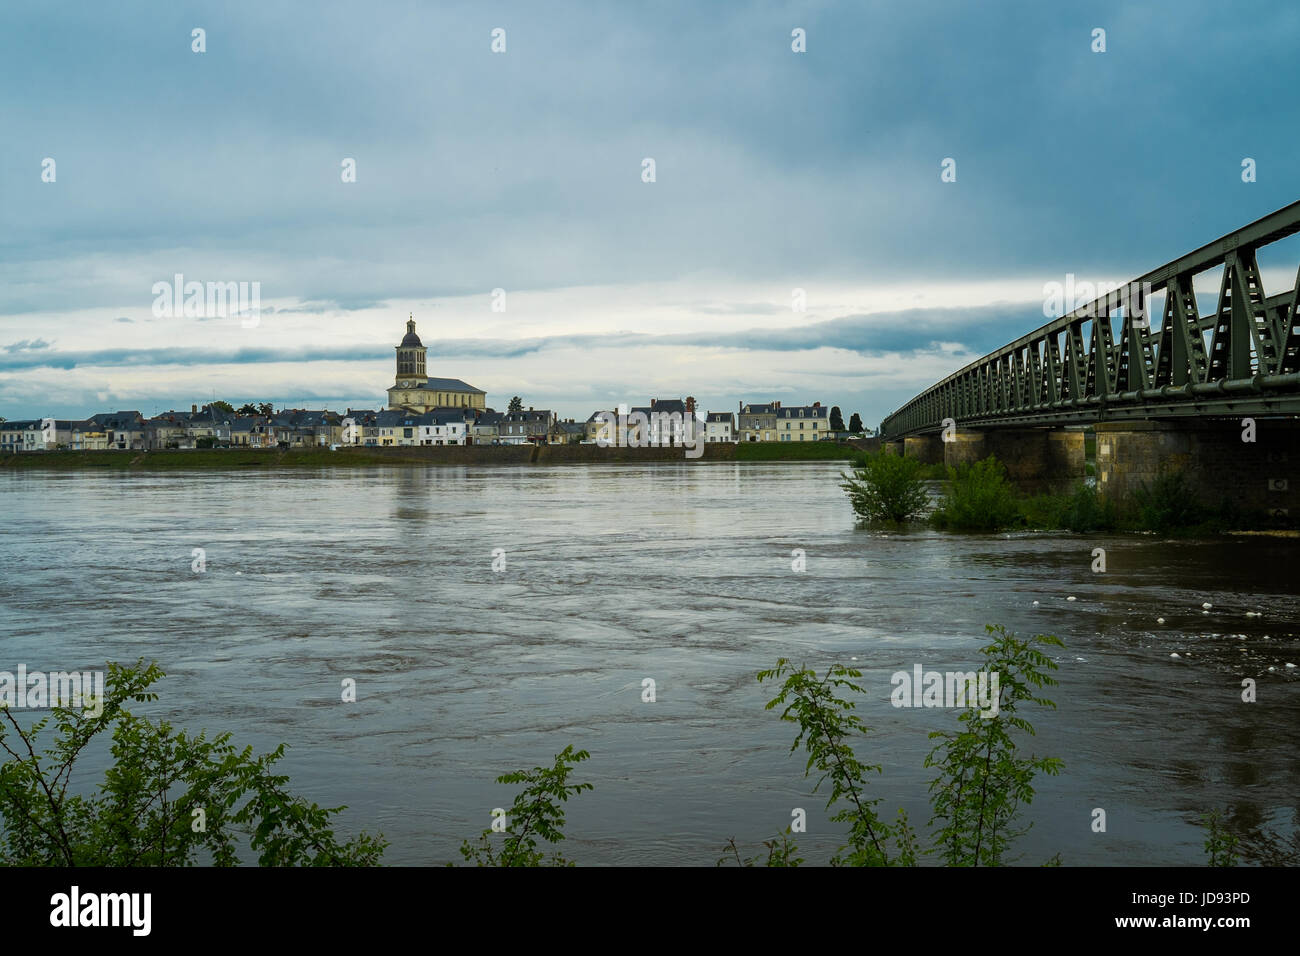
[2,463,1297,865]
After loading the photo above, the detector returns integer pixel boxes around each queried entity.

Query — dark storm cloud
[1,1,1297,313]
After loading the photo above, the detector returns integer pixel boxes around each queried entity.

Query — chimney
[192,404,197,414]
[686,396,696,415]
[773,400,781,409]
[813,401,820,408]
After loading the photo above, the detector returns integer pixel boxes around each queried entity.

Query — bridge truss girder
[880,201,1300,438]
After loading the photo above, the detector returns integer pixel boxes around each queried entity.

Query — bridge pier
[883,440,904,456]
[1095,420,1298,516]
[943,427,1084,494]
[903,435,944,464]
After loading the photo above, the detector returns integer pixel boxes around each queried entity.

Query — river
[1,462,1296,865]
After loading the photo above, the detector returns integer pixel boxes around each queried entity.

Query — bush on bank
[844,451,1272,535]
[930,456,1021,532]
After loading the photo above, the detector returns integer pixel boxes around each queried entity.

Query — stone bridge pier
[902,434,944,464]
[1095,420,1298,516]
[943,427,1084,494]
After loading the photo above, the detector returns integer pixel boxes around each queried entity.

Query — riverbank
[0,440,865,470]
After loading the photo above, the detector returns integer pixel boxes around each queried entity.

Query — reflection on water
[1,463,1296,865]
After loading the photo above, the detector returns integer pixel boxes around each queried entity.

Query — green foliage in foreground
[733,624,1063,866]
[840,451,930,523]
[0,661,386,866]
[458,745,592,866]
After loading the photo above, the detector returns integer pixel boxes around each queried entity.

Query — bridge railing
[879,201,1300,438]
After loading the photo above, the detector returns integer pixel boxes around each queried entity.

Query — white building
[418,411,467,445]
[705,412,736,443]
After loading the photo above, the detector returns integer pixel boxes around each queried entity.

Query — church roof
[389,377,485,394]
[400,329,423,347]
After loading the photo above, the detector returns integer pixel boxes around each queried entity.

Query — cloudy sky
[2,1,1298,424]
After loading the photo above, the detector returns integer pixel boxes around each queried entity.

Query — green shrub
[840,452,930,523]
[727,624,1063,866]
[1017,484,1116,532]
[1060,483,1117,532]
[0,660,386,866]
[931,456,1020,532]
[1018,493,1070,530]
[458,745,592,866]
[1132,467,1206,533]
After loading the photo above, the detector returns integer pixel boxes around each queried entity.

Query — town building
[374,409,425,446]
[418,409,470,445]
[1,420,38,453]
[469,410,504,445]
[738,402,780,442]
[499,408,557,444]
[705,412,736,443]
[386,316,487,414]
[557,419,585,443]
[84,411,146,450]
[776,403,830,441]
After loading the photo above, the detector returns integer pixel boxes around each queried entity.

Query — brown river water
[1,462,1296,864]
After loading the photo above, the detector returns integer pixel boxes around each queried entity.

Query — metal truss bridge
[879,201,1300,439]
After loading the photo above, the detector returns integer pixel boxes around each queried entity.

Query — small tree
[841,452,930,523]
[924,625,1064,866]
[0,660,386,866]
[257,403,273,417]
[830,406,846,431]
[459,745,592,866]
[236,403,259,416]
[848,413,864,434]
[508,396,524,413]
[207,401,235,414]
[757,661,898,866]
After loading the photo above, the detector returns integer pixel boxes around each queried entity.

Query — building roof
[776,405,827,419]
[649,398,686,414]
[502,409,554,423]
[375,409,430,427]
[425,409,471,425]
[740,403,779,415]
[86,411,144,428]
[706,412,734,423]
[394,377,485,394]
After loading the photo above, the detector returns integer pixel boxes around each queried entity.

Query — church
[386,316,487,413]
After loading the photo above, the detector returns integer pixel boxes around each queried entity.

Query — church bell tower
[394,314,427,387]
